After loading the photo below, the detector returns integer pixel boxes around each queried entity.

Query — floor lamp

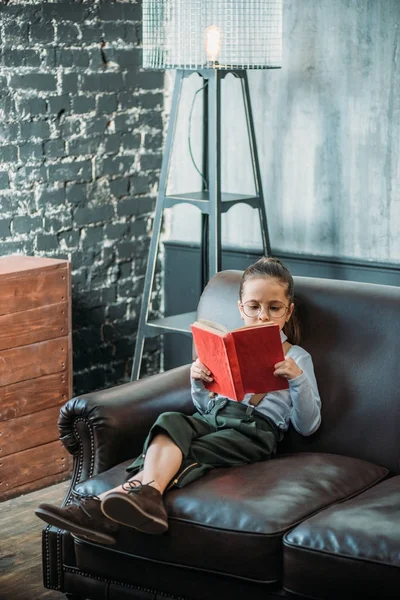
[131,0,283,380]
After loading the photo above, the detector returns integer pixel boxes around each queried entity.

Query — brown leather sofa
[41,271,400,600]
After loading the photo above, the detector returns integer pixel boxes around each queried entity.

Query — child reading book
[190,319,290,400]
[36,257,321,543]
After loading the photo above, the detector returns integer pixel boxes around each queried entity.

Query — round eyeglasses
[241,300,289,320]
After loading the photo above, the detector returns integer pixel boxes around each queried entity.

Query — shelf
[165,191,260,213]
[144,311,196,337]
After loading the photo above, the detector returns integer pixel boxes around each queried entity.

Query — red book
[190,320,289,401]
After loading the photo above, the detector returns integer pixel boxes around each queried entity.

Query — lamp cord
[188,81,208,191]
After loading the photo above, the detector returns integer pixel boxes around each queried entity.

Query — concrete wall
[167,0,400,264]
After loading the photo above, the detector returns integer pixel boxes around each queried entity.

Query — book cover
[190,320,289,401]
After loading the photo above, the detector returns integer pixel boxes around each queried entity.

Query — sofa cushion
[74,452,387,585]
[283,475,400,599]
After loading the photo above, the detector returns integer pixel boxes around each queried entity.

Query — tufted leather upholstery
[41,272,400,600]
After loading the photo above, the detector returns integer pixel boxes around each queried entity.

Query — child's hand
[191,358,213,382]
[274,357,303,380]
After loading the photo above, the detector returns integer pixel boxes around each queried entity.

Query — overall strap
[245,393,265,416]
[248,393,265,407]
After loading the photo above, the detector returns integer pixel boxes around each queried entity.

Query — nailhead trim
[43,526,63,591]
[44,416,96,591]
[44,525,51,588]
[63,567,187,599]
[72,417,95,483]
[56,529,61,588]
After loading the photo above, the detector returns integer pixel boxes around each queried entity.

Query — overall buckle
[245,403,255,417]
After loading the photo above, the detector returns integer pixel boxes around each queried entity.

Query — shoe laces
[121,480,155,494]
[70,491,100,517]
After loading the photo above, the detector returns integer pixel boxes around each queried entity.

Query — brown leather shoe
[35,492,118,545]
[101,481,168,534]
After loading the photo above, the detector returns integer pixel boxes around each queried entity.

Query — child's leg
[100,413,215,534]
[141,432,183,493]
[100,433,183,534]
[97,470,143,499]
[99,432,183,499]
[35,412,210,539]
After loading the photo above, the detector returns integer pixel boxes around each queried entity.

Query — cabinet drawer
[0,439,69,499]
[0,337,69,387]
[0,302,68,351]
[0,405,62,458]
[0,372,69,422]
[0,263,68,316]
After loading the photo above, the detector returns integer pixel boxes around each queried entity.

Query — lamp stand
[131,69,271,380]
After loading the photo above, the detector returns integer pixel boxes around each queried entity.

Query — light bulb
[204,25,222,64]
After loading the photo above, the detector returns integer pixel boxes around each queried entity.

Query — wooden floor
[0,479,71,600]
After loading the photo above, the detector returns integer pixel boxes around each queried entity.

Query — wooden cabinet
[0,256,73,501]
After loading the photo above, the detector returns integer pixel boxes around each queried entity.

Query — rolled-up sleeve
[190,378,211,413]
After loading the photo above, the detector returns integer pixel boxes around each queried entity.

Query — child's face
[238,276,294,329]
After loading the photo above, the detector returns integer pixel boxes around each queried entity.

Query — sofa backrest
[196,270,400,473]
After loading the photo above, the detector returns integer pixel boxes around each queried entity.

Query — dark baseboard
[164,241,400,370]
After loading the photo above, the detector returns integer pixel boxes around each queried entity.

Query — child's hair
[239,256,301,345]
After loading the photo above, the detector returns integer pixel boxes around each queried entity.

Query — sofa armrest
[58,364,192,484]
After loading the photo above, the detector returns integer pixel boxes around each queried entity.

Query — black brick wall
[0,0,164,395]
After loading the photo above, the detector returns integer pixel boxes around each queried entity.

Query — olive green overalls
[126,397,283,489]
